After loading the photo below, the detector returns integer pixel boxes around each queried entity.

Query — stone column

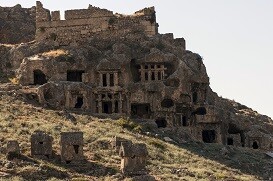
[111,98,116,113]
[99,73,103,87]
[155,70,159,80]
[148,65,151,81]
[126,94,130,115]
[98,94,102,113]
[119,93,123,114]
[82,92,89,110]
[114,72,118,86]
[65,91,71,109]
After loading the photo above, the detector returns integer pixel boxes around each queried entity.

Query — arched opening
[33,69,47,85]
[182,116,188,127]
[155,118,167,128]
[202,130,216,143]
[74,97,83,109]
[161,99,174,108]
[192,92,198,104]
[252,141,259,149]
[227,138,233,145]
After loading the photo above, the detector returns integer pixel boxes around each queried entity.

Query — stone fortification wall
[35,1,158,46]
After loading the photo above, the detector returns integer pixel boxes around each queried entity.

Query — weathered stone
[0,5,36,44]
[0,2,270,150]
[119,142,148,175]
[31,131,53,159]
[6,140,20,159]
[111,136,132,153]
[60,132,84,164]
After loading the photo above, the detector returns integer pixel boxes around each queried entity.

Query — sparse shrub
[6,62,12,68]
[116,118,142,132]
[149,140,166,150]
[49,33,57,41]
[91,139,109,150]
[133,125,143,133]
[38,27,46,32]
[108,17,117,25]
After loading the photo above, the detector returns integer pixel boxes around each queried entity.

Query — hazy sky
[2,1,273,118]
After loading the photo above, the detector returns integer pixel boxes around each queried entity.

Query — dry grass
[8,77,19,85]
[0,93,271,180]
[41,49,69,58]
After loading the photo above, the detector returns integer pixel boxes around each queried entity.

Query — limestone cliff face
[0,3,272,151]
[0,4,36,44]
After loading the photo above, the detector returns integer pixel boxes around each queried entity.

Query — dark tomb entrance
[192,92,198,104]
[182,116,188,126]
[33,69,47,85]
[67,70,84,82]
[161,99,174,108]
[74,97,83,108]
[131,103,151,119]
[227,138,233,145]
[73,145,79,154]
[194,107,207,115]
[155,118,167,128]
[252,141,259,149]
[103,101,112,114]
[202,130,216,143]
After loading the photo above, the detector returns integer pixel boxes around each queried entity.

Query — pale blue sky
[2,1,273,118]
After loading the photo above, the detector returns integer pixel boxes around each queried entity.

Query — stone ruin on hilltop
[3,1,272,150]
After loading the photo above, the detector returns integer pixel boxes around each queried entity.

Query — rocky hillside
[0,4,36,44]
[0,92,272,181]
[0,2,273,181]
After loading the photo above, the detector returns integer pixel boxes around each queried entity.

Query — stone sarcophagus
[119,142,148,175]
[31,131,53,159]
[60,132,84,164]
[6,140,20,159]
[111,136,132,153]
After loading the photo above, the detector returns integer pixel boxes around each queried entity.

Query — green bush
[116,118,142,132]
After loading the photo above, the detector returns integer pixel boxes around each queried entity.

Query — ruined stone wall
[0,5,36,44]
[35,2,158,46]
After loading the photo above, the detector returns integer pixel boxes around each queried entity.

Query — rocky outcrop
[0,4,36,44]
[1,2,273,151]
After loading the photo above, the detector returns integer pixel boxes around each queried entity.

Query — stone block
[60,132,84,164]
[51,11,60,21]
[6,140,20,160]
[119,142,148,175]
[111,136,132,153]
[6,140,20,154]
[31,131,53,159]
